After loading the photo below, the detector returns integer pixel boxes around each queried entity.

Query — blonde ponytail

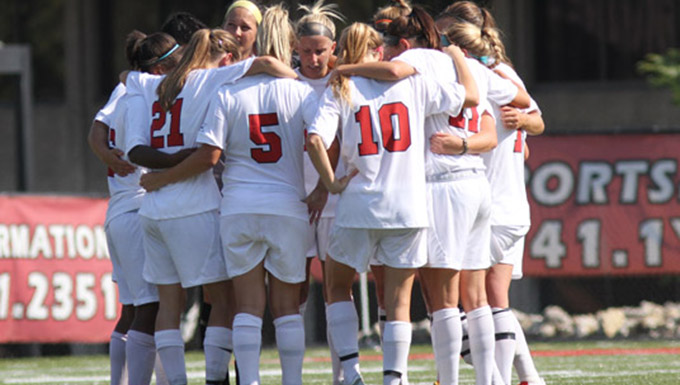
[256,4,295,66]
[331,23,383,106]
[157,29,240,111]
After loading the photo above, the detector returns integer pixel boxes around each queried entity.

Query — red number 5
[249,113,282,163]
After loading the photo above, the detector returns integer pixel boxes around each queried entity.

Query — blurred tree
[638,48,680,105]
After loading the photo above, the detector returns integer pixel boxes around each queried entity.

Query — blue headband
[155,44,180,64]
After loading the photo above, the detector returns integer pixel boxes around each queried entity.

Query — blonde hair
[331,23,383,105]
[256,4,295,66]
[372,0,411,33]
[296,0,344,40]
[439,1,511,67]
[157,29,241,111]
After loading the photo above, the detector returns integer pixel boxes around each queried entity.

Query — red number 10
[356,102,412,156]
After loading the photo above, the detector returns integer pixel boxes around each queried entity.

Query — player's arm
[303,137,340,224]
[139,144,222,192]
[128,145,196,169]
[87,120,135,176]
[500,108,545,136]
[334,60,416,81]
[306,134,356,194]
[246,56,298,79]
[430,111,497,155]
[443,45,479,108]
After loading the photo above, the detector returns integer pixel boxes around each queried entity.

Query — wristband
[460,137,468,155]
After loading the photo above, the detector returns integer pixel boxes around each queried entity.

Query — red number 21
[150,98,184,149]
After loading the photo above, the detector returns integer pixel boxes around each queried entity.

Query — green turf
[1,340,679,384]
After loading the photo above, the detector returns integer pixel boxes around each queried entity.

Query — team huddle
[88,1,545,385]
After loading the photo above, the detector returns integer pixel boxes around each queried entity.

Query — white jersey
[308,73,465,229]
[482,62,541,226]
[395,49,495,175]
[198,74,317,222]
[125,58,255,220]
[94,83,145,226]
[295,69,343,219]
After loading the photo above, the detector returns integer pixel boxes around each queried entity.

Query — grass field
[1,340,679,384]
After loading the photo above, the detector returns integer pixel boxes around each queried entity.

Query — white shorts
[141,211,228,288]
[106,211,159,306]
[328,226,427,273]
[425,172,492,270]
[490,225,530,279]
[221,214,311,284]
[306,217,334,261]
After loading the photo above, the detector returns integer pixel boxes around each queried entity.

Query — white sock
[512,313,541,383]
[233,313,263,385]
[154,329,186,385]
[377,307,387,345]
[110,331,127,385]
[431,308,462,385]
[382,321,411,385]
[274,314,306,385]
[299,300,308,317]
[493,308,517,385]
[154,353,169,385]
[326,301,361,385]
[126,330,156,385]
[462,313,505,385]
[204,326,231,382]
[327,321,344,385]
[467,306,495,385]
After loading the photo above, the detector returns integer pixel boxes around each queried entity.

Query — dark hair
[385,6,439,50]
[132,32,182,73]
[125,30,147,69]
[161,12,208,45]
[372,0,411,34]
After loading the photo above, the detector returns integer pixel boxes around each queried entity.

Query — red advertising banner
[524,133,680,276]
[0,195,116,343]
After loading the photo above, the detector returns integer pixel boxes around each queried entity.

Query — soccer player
[88,30,181,385]
[293,1,344,383]
[438,2,546,385]
[306,22,469,385]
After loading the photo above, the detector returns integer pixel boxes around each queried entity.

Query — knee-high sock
[154,353,169,385]
[274,314,306,385]
[233,313,262,385]
[492,308,516,385]
[466,306,495,385]
[326,301,362,384]
[512,313,541,383]
[126,330,156,385]
[154,329,186,385]
[325,304,344,385]
[204,326,232,383]
[382,321,411,385]
[431,308,462,385]
[110,331,127,385]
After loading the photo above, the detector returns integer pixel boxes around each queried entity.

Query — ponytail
[373,0,411,33]
[157,29,240,111]
[331,23,383,106]
[256,4,295,66]
[125,30,147,70]
[385,6,439,49]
